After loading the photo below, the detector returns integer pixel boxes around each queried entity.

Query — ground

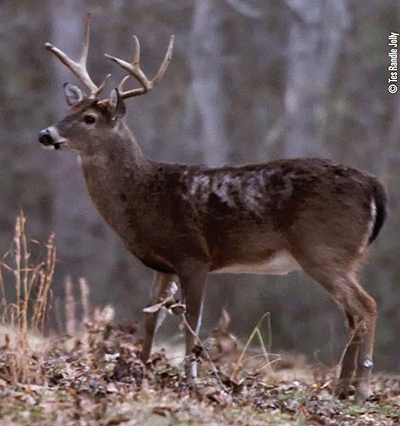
[0,310,399,426]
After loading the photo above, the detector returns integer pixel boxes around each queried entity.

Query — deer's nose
[38,129,54,146]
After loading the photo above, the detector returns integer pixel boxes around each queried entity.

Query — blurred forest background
[0,0,399,372]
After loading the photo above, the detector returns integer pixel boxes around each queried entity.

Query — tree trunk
[189,0,229,166]
[283,0,349,157]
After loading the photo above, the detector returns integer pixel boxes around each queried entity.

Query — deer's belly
[212,250,301,275]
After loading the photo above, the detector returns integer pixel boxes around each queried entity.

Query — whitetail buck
[39,16,387,403]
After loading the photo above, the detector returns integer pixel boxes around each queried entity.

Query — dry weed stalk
[0,211,56,383]
[65,275,77,335]
[80,277,90,327]
[230,312,279,382]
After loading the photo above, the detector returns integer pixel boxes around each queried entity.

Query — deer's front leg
[179,267,208,384]
[141,271,176,363]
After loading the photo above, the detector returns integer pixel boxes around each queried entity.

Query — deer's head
[39,85,127,153]
[39,14,173,155]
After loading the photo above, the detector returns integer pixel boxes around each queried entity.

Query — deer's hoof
[354,382,371,405]
[335,378,352,400]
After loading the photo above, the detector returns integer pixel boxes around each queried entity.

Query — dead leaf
[143,302,164,314]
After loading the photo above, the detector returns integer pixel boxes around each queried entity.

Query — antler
[45,13,110,98]
[105,35,174,99]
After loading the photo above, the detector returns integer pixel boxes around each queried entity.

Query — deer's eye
[83,114,96,124]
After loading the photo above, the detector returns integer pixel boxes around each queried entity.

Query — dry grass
[0,211,55,384]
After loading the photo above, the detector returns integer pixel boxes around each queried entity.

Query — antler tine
[80,13,91,68]
[117,76,131,93]
[105,35,174,99]
[45,13,109,98]
[152,35,174,85]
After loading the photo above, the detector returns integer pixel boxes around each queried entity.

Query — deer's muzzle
[38,129,53,146]
[38,127,65,150]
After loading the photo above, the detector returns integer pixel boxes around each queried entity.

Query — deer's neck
[79,123,151,237]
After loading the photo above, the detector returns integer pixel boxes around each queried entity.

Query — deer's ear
[64,83,83,106]
[109,89,126,121]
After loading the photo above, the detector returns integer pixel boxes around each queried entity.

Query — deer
[38,15,387,403]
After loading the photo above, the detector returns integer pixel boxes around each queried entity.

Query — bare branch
[223,0,264,19]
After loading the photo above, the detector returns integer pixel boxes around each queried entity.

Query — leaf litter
[0,310,399,426]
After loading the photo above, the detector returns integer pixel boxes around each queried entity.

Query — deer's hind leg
[294,252,377,403]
